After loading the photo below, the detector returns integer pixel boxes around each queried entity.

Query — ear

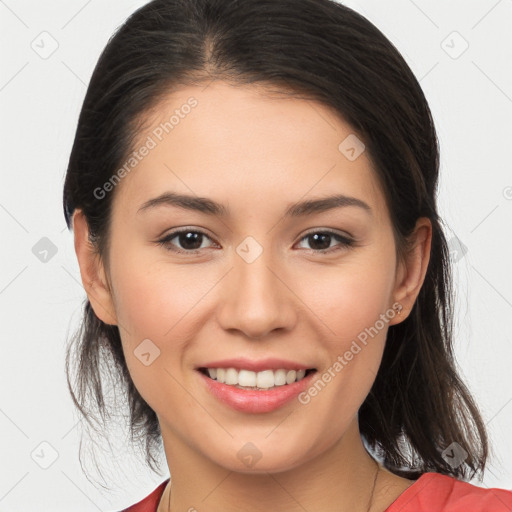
[72,209,118,326]
[388,217,432,325]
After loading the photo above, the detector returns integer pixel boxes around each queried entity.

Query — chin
[207,442,310,475]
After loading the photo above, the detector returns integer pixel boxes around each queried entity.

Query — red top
[121,472,512,511]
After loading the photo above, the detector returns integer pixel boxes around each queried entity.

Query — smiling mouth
[198,367,317,390]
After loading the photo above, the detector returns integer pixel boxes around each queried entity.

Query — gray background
[1,0,511,510]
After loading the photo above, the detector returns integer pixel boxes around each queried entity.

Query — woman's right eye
[157,229,216,254]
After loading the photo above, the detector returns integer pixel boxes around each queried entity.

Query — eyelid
[156,227,218,254]
[295,228,356,253]
[300,227,354,241]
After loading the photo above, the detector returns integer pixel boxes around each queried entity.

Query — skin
[73,81,432,511]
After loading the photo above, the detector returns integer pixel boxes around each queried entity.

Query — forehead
[112,81,387,222]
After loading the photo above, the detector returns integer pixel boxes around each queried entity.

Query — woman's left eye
[156,229,355,254]
[296,231,355,253]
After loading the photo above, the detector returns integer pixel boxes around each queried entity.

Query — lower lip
[197,370,316,413]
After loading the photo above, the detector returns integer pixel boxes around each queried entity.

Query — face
[76,81,428,474]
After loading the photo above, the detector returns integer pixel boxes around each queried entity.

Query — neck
[158,418,382,512]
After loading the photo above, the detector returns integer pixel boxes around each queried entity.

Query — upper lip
[197,357,316,372]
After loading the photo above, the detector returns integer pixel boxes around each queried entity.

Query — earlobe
[389,217,432,325]
[72,209,118,326]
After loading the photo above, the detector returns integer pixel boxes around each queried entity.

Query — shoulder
[118,479,169,512]
[386,472,512,512]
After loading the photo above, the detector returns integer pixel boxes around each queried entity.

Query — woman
[62,0,512,510]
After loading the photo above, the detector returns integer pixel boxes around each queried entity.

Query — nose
[216,246,298,339]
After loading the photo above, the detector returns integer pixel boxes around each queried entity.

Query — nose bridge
[217,235,296,338]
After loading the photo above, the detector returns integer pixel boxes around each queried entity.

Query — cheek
[294,300,391,444]
[110,250,210,342]
[301,256,396,345]
[294,249,396,415]
[108,258,199,413]
[107,251,222,398]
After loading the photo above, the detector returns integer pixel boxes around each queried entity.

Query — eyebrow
[137,191,372,217]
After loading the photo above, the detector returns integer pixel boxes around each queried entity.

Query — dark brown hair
[63,0,488,482]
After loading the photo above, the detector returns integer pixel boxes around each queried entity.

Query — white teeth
[203,367,311,389]
[286,370,296,384]
[225,368,238,385]
[256,370,274,389]
[274,369,287,386]
[238,369,256,387]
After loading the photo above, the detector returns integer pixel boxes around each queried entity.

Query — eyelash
[156,228,355,255]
